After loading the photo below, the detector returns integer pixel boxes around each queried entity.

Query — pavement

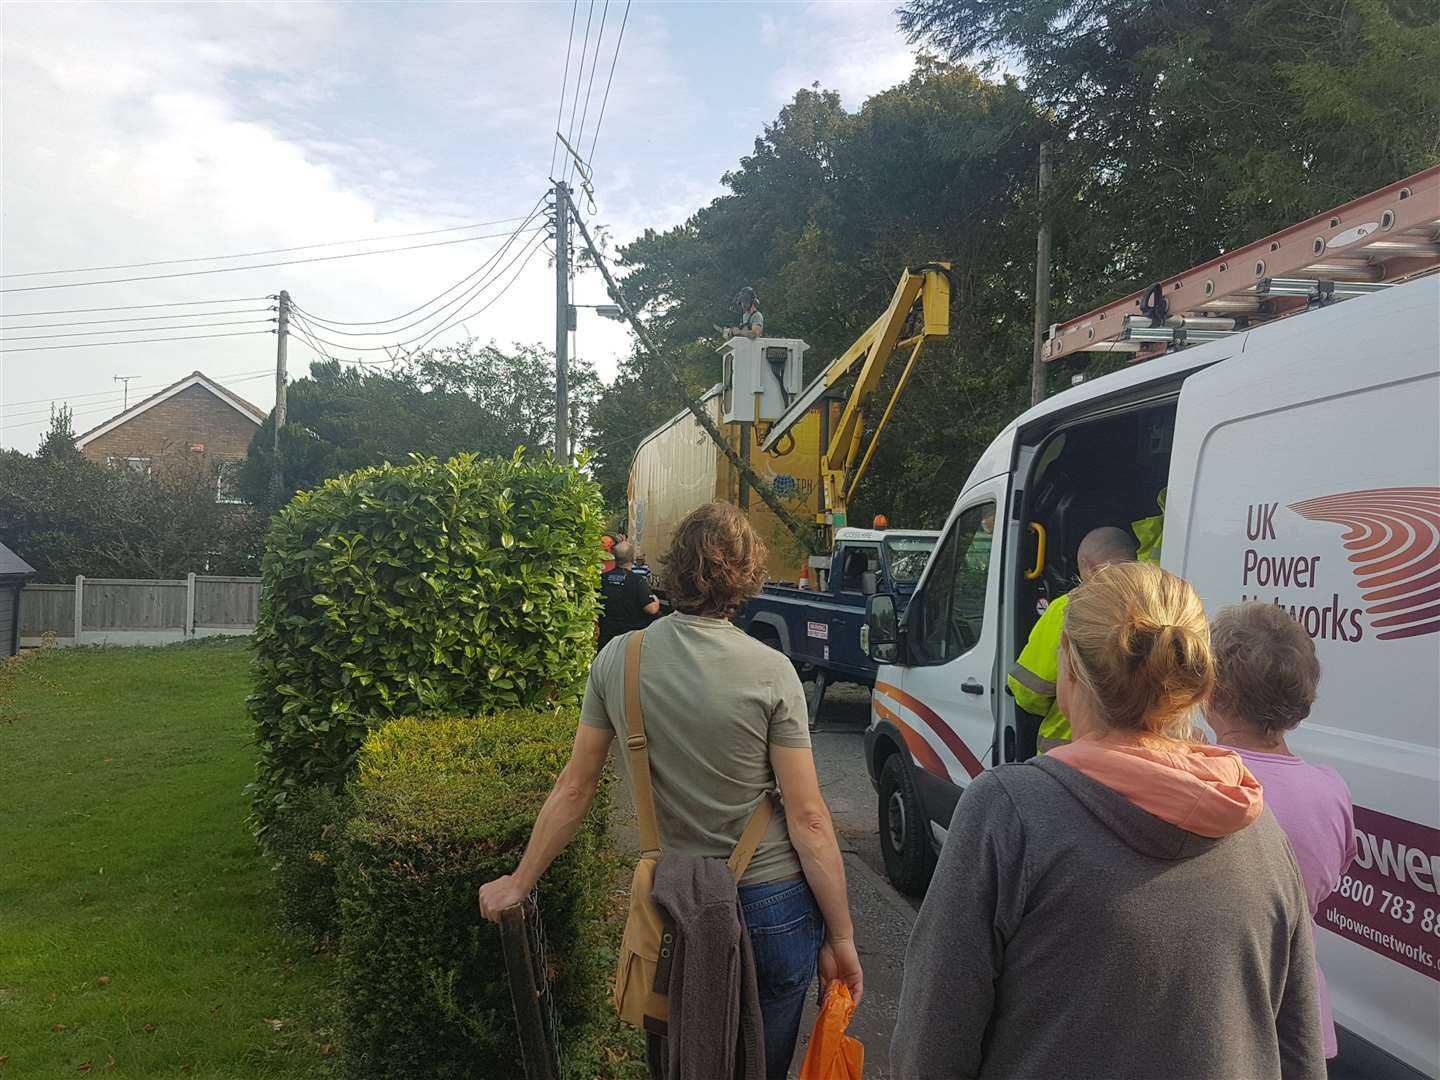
[790,685,913,1078]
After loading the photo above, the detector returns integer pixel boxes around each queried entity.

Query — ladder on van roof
[1042,166,1440,363]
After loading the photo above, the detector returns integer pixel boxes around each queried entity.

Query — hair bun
[1063,561,1215,735]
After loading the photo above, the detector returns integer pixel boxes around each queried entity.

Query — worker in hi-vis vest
[1132,487,1167,563]
[1008,527,1139,754]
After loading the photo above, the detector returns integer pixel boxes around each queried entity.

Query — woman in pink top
[1208,601,1357,1059]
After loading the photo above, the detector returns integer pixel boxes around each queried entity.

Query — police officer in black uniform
[597,541,660,649]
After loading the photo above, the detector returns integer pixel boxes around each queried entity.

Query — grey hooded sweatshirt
[891,755,1325,1080]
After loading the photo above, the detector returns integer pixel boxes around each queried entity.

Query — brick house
[75,371,266,499]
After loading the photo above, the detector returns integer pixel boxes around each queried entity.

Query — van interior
[1008,398,1179,760]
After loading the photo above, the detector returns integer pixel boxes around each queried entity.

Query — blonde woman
[892,562,1324,1079]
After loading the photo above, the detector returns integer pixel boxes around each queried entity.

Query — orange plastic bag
[797,981,864,1080]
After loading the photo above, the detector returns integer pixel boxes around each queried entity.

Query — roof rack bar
[1257,278,1394,299]
[1043,165,1440,362]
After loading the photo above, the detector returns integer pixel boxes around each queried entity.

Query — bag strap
[623,629,776,877]
[725,793,774,881]
[623,630,662,859]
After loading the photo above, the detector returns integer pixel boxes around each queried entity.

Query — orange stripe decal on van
[874,681,985,778]
[872,697,949,781]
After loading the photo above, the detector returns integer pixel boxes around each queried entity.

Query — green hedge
[266,784,353,945]
[335,711,614,1079]
[248,450,603,831]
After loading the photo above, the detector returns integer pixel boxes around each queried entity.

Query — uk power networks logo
[1289,487,1440,641]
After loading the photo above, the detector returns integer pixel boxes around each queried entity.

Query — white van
[860,274,1439,1078]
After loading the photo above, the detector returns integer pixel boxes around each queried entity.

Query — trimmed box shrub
[248,450,603,833]
[335,711,614,1079]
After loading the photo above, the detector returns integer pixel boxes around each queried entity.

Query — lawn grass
[0,640,337,1078]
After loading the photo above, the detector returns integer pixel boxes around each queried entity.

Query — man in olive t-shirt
[579,612,810,886]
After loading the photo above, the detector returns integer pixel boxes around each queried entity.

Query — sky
[0,0,921,452]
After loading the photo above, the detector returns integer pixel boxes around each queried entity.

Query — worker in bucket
[722,286,764,340]
[1008,527,1137,754]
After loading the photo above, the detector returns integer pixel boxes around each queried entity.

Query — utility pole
[553,181,571,464]
[1030,141,1054,406]
[565,204,813,552]
[272,290,289,501]
[113,374,140,410]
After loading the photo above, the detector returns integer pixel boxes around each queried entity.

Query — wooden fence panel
[82,579,188,632]
[194,577,261,628]
[19,585,76,637]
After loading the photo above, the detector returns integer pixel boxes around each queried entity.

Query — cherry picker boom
[761,263,952,551]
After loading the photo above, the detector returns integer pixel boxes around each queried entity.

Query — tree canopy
[0,409,265,582]
[595,66,1049,525]
[241,341,598,508]
[589,15,1438,526]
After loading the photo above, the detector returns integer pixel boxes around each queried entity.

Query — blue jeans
[741,877,825,1080]
[645,877,824,1080]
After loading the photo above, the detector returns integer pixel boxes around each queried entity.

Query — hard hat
[736,286,758,309]
[601,534,615,551]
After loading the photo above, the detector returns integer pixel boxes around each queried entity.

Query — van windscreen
[886,537,936,584]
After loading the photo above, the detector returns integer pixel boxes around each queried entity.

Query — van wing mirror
[860,570,879,596]
[864,593,901,664]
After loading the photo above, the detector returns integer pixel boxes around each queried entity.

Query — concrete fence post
[73,575,85,646]
[185,573,197,639]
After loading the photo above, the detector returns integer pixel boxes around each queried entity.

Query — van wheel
[878,754,936,896]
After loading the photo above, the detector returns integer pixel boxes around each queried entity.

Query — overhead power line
[0,329,272,354]
[3,367,274,422]
[288,206,542,343]
[5,372,276,431]
[0,215,533,279]
[551,1,581,178]
[1,307,274,331]
[290,195,547,330]
[564,1,598,185]
[3,366,273,412]
[588,0,632,167]
[288,228,548,355]
[0,226,545,294]
[409,231,550,354]
[575,1,611,171]
[1,317,275,342]
[0,297,272,318]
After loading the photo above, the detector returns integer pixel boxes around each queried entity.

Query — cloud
[1,0,921,452]
[763,2,918,108]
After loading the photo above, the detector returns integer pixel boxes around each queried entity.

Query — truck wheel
[878,753,936,896]
[752,627,782,651]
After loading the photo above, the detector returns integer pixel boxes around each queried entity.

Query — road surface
[791,685,913,1077]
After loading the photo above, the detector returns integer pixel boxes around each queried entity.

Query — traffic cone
[798,564,810,590]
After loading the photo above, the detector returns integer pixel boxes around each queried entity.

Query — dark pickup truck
[735,528,938,723]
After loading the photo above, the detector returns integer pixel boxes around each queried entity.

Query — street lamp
[571,303,625,323]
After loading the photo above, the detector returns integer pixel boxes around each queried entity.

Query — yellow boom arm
[761,263,951,539]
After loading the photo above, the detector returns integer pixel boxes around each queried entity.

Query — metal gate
[499,894,562,1080]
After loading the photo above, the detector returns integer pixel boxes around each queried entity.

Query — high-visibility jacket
[1007,592,1069,742]
[1132,487,1167,564]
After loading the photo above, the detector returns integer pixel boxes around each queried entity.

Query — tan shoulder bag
[613,629,775,1034]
